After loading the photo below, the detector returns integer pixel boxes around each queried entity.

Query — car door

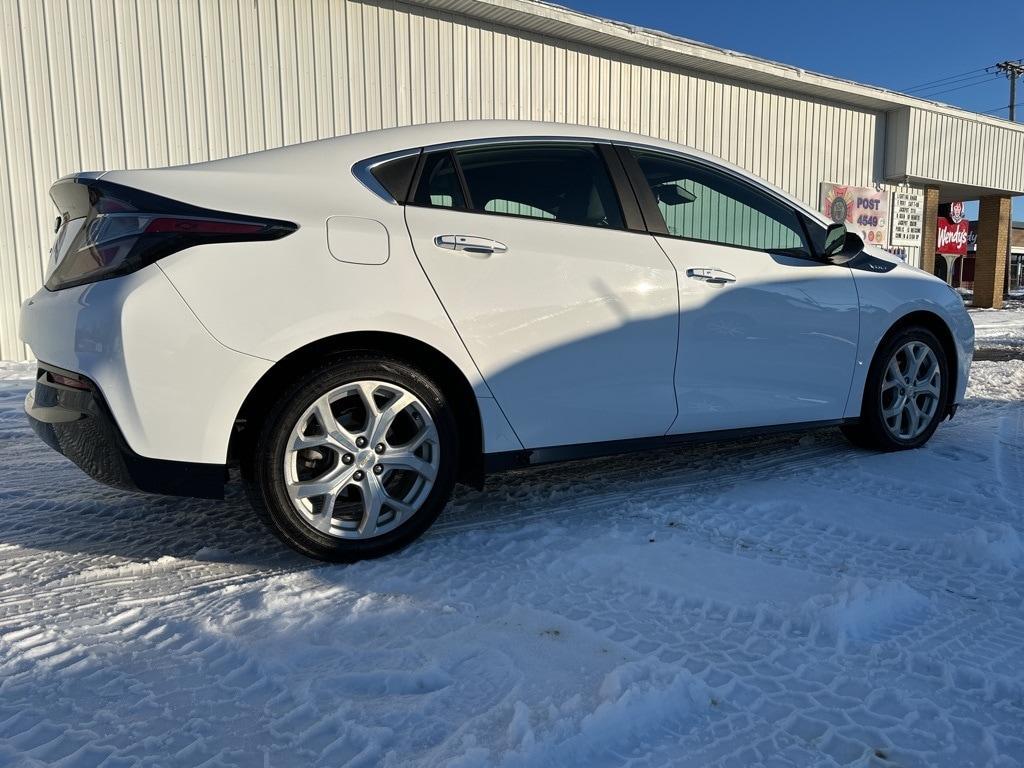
[618,147,860,434]
[403,141,679,449]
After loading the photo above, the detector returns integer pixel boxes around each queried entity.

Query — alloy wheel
[880,341,941,441]
[283,380,439,539]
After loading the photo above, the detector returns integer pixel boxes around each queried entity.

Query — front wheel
[841,326,950,452]
[243,357,459,561]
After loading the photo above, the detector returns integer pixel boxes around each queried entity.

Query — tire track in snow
[436,432,861,535]
[3,371,1024,764]
[995,407,1024,507]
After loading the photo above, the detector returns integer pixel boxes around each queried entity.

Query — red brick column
[974,195,1010,309]
[919,187,940,276]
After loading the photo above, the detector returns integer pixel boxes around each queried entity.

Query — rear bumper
[18,265,272,465]
[25,364,226,499]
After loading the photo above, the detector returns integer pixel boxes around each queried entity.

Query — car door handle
[434,235,508,255]
[686,267,736,285]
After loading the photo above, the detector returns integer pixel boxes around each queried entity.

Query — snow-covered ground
[0,308,1022,767]
[972,298,1024,354]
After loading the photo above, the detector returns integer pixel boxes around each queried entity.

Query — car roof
[181,120,829,224]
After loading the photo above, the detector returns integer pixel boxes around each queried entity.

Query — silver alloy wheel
[880,341,941,440]
[283,380,439,539]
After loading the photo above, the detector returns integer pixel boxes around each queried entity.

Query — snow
[971,297,1024,351]
[0,307,1023,766]
[942,525,1024,569]
[0,361,33,381]
[800,579,931,645]
[968,359,1024,400]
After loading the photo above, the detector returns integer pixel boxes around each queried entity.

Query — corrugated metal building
[2,0,1023,361]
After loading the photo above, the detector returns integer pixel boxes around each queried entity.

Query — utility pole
[995,60,1024,121]
[994,60,1023,300]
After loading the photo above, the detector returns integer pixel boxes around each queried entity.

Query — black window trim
[353,136,832,260]
[451,149,475,210]
[598,144,647,233]
[352,148,421,204]
[408,149,469,211]
[406,140,637,234]
[614,143,830,263]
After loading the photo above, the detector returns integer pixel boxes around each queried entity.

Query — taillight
[46,179,297,291]
[143,217,268,235]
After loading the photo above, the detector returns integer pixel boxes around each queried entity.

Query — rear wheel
[841,326,949,451]
[243,357,458,561]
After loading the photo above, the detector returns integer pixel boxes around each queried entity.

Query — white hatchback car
[21,121,973,561]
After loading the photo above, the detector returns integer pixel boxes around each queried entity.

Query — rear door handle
[686,267,736,285]
[434,235,508,255]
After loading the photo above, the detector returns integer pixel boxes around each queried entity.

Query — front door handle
[686,267,736,285]
[434,235,508,255]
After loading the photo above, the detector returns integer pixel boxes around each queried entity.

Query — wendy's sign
[947,200,965,223]
[936,202,969,255]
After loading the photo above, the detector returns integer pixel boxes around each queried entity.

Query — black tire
[242,355,459,562]
[841,326,949,452]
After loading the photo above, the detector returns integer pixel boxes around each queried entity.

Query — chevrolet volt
[21,122,974,561]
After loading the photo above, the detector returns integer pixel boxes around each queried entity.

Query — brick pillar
[974,195,1010,309]
[919,186,940,275]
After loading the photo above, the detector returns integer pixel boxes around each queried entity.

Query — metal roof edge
[405,0,1024,134]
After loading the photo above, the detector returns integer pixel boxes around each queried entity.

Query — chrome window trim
[417,136,800,214]
[612,139,827,232]
[351,148,421,204]
[422,135,613,152]
[353,134,824,233]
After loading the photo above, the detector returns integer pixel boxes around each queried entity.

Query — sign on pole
[936,201,969,256]
[820,183,889,246]
[890,189,924,247]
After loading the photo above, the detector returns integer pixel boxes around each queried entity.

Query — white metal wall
[0,0,912,361]
[886,106,1024,195]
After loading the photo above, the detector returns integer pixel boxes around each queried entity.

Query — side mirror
[654,182,696,206]
[822,223,864,264]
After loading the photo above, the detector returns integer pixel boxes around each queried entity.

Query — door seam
[400,208,526,452]
[653,235,683,436]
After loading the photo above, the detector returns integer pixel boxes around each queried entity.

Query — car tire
[242,355,459,562]
[841,326,950,452]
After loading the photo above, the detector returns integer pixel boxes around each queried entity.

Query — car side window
[413,151,466,209]
[483,199,555,219]
[630,150,811,258]
[441,144,625,230]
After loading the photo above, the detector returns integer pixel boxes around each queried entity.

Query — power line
[902,66,992,92]
[905,60,1024,119]
[914,73,1003,99]
[910,71,1002,95]
[996,60,1024,120]
[901,58,1022,95]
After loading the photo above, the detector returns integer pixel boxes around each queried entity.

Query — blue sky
[559,0,1024,219]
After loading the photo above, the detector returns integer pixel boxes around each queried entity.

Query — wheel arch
[230,331,485,488]
[871,309,959,417]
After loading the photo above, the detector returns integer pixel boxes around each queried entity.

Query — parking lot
[0,307,1022,767]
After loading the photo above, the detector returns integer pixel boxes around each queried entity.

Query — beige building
[1,0,1022,360]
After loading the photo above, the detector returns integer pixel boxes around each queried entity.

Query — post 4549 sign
[820,183,889,246]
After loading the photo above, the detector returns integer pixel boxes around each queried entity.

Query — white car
[21,121,974,561]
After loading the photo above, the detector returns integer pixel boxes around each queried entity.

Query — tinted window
[369,153,419,202]
[413,151,465,209]
[632,150,810,257]
[454,144,624,229]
